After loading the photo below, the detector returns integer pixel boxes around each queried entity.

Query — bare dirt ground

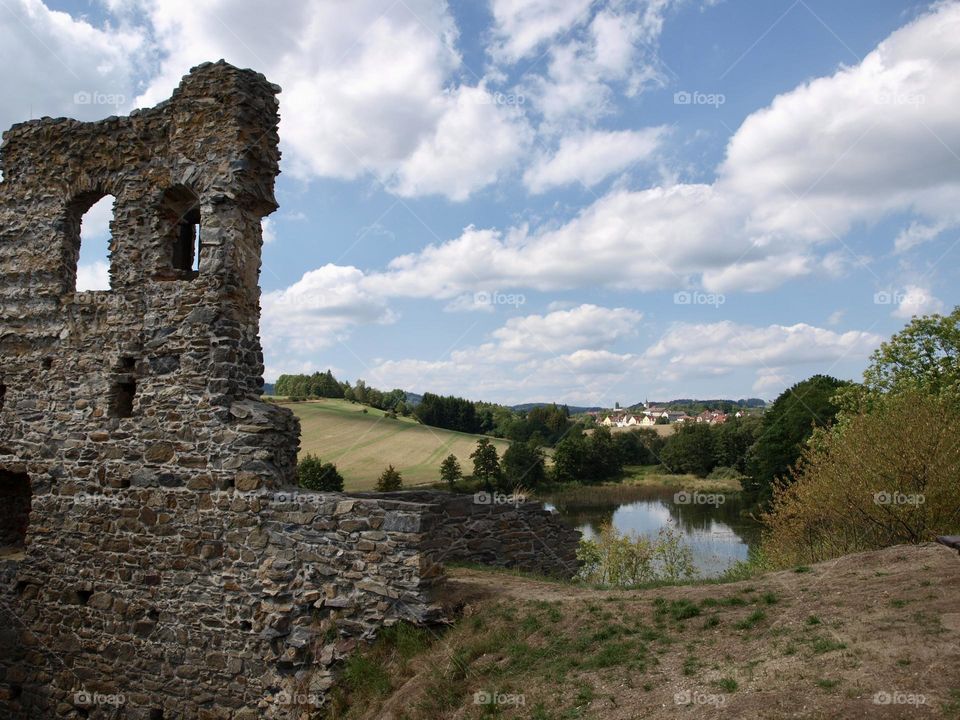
[339,543,960,720]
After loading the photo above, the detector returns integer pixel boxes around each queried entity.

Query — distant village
[591,404,747,428]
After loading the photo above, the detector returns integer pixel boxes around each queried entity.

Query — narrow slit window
[161,186,201,278]
[0,470,31,553]
[109,378,136,418]
[172,207,201,273]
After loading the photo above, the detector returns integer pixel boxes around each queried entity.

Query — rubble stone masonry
[0,61,578,719]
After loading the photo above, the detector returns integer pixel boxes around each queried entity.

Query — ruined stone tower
[0,60,299,495]
[0,61,578,720]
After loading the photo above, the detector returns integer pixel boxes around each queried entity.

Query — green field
[285,399,511,490]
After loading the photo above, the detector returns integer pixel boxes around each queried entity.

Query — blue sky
[4,0,958,405]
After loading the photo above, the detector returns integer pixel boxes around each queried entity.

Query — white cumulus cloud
[643,321,883,382]
[891,285,945,319]
[260,264,396,355]
[524,128,666,193]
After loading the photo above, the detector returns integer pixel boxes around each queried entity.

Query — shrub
[761,389,960,566]
[577,524,696,586]
[707,466,742,480]
[375,464,403,492]
[297,453,344,492]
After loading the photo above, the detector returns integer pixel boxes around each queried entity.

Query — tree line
[415,394,573,446]
[274,371,409,414]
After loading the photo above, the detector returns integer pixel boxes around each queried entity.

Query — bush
[577,524,696,586]
[707,466,742,481]
[375,464,403,492]
[761,390,960,566]
[297,453,344,492]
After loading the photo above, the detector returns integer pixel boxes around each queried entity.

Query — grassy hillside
[323,543,960,719]
[285,399,510,490]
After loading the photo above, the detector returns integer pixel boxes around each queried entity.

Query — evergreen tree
[744,374,848,499]
[296,454,344,492]
[375,465,403,491]
[439,454,462,488]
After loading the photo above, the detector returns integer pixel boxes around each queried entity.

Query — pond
[541,484,761,578]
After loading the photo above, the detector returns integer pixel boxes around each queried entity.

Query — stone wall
[0,470,30,548]
[357,491,581,578]
[2,488,442,718]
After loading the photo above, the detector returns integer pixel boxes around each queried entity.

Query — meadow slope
[326,543,960,719]
[285,399,511,490]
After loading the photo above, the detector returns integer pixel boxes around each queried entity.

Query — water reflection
[541,485,761,577]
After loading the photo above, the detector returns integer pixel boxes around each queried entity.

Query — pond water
[541,485,761,578]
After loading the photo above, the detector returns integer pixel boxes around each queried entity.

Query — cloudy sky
[6,0,959,405]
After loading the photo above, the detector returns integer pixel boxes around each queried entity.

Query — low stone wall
[357,491,582,578]
[2,487,579,718]
[2,487,442,719]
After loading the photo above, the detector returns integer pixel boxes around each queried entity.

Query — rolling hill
[286,399,510,490]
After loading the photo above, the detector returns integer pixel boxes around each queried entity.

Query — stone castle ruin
[0,62,579,719]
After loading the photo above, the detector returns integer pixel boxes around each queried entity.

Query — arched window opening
[160,186,202,278]
[0,470,31,556]
[71,194,116,292]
